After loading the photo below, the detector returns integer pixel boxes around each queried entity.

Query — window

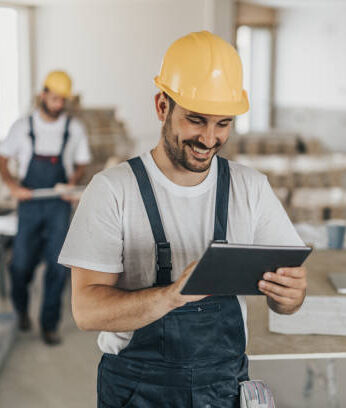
[236,25,273,134]
[0,7,19,140]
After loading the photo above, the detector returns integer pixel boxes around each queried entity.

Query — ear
[39,90,47,101]
[154,92,169,122]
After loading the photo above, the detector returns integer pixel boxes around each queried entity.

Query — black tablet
[180,242,312,296]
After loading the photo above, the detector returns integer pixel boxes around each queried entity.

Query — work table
[246,249,346,359]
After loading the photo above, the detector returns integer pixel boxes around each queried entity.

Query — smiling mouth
[192,145,210,154]
[187,144,213,160]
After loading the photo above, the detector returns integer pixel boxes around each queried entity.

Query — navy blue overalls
[97,156,249,408]
[10,115,72,331]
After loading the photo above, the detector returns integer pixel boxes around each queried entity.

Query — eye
[217,120,232,128]
[187,117,202,125]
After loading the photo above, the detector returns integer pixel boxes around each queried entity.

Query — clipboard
[180,242,312,296]
[31,186,85,199]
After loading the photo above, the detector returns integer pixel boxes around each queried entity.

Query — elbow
[72,302,95,331]
[72,310,88,331]
[74,317,90,332]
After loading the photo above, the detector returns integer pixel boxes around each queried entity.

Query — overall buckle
[153,242,172,287]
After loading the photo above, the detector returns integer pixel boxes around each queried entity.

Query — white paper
[31,186,85,199]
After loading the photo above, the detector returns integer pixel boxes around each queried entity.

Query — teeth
[192,146,209,154]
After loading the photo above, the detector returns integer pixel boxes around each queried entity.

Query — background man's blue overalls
[10,115,72,332]
[97,156,249,408]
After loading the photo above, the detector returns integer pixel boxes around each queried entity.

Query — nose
[199,124,217,149]
[56,100,64,110]
[53,97,65,111]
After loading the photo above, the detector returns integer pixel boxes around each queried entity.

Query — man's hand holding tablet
[180,242,312,317]
[259,265,308,314]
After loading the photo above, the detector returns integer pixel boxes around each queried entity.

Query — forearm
[68,164,87,185]
[0,157,19,189]
[72,283,174,332]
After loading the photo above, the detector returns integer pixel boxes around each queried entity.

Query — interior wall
[273,5,346,152]
[34,0,235,155]
[18,6,34,115]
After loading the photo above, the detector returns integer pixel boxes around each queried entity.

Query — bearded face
[162,103,232,173]
[40,90,66,119]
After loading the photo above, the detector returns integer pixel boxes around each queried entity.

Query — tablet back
[181,244,312,295]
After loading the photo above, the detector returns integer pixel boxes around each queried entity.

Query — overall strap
[28,115,35,149]
[213,156,230,241]
[60,116,71,155]
[128,157,172,286]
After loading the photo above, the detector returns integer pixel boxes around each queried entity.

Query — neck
[39,107,59,123]
[151,141,211,187]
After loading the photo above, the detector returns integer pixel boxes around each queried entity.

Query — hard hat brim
[154,77,249,116]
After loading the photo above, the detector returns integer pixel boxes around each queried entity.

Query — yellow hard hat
[154,31,249,116]
[43,71,72,98]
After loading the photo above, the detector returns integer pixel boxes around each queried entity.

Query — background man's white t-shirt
[59,152,304,355]
[0,109,91,179]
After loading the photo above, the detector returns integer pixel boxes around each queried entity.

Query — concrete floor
[0,266,101,408]
[250,358,346,408]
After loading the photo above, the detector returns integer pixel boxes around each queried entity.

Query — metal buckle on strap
[153,242,172,286]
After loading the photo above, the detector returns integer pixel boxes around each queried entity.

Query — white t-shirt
[0,110,91,180]
[59,152,304,355]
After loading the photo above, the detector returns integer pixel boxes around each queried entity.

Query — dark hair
[163,92,176,117]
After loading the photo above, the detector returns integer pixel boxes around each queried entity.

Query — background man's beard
[41,101,64,119]
[162,118,219,173]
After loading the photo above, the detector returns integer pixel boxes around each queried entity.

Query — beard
[162,116,221,173]
[41,100,64,119]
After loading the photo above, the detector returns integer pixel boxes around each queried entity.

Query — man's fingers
[22,188,33,200]
[259,288,296,306]
[175,261,197,290]
[167,261,205,308]
[276,267,307,279]
[259,280,301,299]
[263,272,306,290]
[19,191,33,201]
[182,261,197,279]
[62,194,75,202]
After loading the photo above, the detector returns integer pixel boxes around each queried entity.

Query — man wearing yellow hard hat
[59,32,306,406]
[0,71,91,345]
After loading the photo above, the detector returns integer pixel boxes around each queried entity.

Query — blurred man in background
[0,71,91,345]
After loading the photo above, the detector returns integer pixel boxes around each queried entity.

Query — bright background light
[0,7,19,140]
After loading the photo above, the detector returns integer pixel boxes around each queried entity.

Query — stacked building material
[75,108,134,184]
[220,130,323,159]
[220,130,346,224]
[290,188,346,223]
